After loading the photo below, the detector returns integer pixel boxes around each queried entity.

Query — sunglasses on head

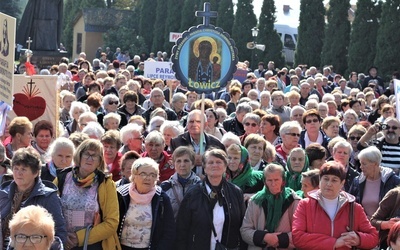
[109,101,118,105]
[244,122,258,127]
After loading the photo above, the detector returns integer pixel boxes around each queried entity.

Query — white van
[274,24,298,65]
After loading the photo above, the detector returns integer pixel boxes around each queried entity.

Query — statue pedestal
[30,50,69,70]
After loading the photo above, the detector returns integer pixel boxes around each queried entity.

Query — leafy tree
[180,0,202,31]
[151,0,168,52]
[295,0,325,67]
[139,0,157,53]
[216,0,234,35]
[0,0,21,20]
[257,0,284,68]
[232,0,257,63]
[347,0,381,75]
[321,0,351,75]
[374,0,400,80]
[163,0,185,54]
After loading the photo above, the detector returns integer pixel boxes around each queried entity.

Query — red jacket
[292,190,378,250]
[141,151,174,182]
[109,152,122,182]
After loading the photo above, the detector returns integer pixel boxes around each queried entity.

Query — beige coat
[240,192,300,250]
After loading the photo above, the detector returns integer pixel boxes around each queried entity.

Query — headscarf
[285,149,309,191]
[226,145,263,190]
[252,186,293,233]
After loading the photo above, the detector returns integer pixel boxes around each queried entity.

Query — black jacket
[223,117,245,136]
[170,132,225,152]
[117,184,176,250]
[143,105,177,124]
[176,180,247,250]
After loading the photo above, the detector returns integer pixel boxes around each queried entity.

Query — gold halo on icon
[192,36,218,60]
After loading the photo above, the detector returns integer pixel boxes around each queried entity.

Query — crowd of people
[2,52,400,249]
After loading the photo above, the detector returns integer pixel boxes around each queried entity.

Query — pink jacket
[292,190,378,250]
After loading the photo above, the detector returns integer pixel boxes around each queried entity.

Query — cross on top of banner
[195,2,217,26]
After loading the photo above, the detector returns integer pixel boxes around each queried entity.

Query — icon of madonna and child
[188,36,222,84]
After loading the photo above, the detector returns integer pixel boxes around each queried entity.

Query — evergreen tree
[163,0,185,55]
[374,0,400,80]
[151,0,168,52]
[139,0,157,53]
[321,0,351,75]
[347,0,381,75]
[0,0,21,19]
[216,0,234,35]
[295,0,325,67]
[180,0,202,31]
[207,0,219,26]
[232,0,257,63]
[257,0,284,68]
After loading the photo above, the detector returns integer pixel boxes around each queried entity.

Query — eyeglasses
[349,136,361,141]
[382,124,399,130]
[305,118,319,124]
[14,234,47,244]
[285,133,300,137]
[109,101,119,105]
[82,152,100,161]
[136,172,158,179]
[244,122,258,127]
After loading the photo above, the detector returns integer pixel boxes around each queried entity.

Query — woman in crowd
[60,92,76,124]
[244,134,267,171]
[286,90,301,108]
[241,163,300,249]
[267,91,291,124]
[41,137,75,182]
[171,92,188,121]
[32,120,54,159]
[54,139,120,250]
[240,113,261,144]
[259,114,281,146]
[115,150,141,188]
[0,148,67,248]
[299,109,330,150]
[101,130,123,181]
[205,108,225,140]
[376,103,396,124]
[119,123,144,155]
[349,146,400,218]
[300,169,320,198]
[275,121,302,167]
[184,91,198,112]
[226,144,264,201]
[346,125,366,171]
[176,149,246,250]
[292,161,379,249]
[305,143,326,170]
[4,117,33,159]
[387,221,400,250]
[160,146,201,219]
[331,141,359,192]
[117,91,146,127]
[285,148,309,192]
[8,205,63,250]
[160,121,184,153]
[65,101,90,136]
[103,113,121,131]
[259,91,271,111]
[371,186,400,249]
[321,116,340,139]
[339,109,358,139]
[142,131,174,182]
[226,86,242,115]
[117,157,175,249]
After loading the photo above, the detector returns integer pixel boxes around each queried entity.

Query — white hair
[82,121,105,139]
[120,123,143,145]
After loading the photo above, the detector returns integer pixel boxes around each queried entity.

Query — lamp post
[251,27,259,70]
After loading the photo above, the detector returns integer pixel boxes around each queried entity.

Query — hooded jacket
[292,190,378,250]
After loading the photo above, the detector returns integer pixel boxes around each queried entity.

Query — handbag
[209,216,227,250]
[83,225,93,250]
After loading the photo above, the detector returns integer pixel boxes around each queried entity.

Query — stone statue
[16,0,63,51]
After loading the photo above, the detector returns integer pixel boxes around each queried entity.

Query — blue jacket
[349,167,400,204]
[0,178,67,245]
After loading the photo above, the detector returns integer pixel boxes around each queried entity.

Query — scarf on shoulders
[205,176,225,207]
[285,152,309,191]
[72,167,98,188]
[129,182,156,205]
[252,186,293,233]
